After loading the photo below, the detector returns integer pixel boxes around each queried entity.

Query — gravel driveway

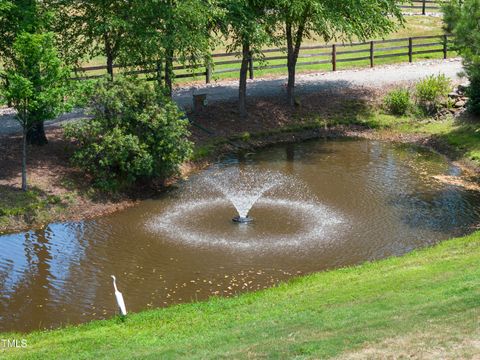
[0,58,465,137]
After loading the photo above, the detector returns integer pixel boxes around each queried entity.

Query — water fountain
[232,215,253,224]
[204,169,288,224]
[148,168,346,250]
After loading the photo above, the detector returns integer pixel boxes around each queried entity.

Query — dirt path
[0,58,465,136]
[176,58,464,109]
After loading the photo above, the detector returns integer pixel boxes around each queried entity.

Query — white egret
[111,275,127,316]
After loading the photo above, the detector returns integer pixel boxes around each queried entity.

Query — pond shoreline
[3,231,480,357]
[1,87,479,234]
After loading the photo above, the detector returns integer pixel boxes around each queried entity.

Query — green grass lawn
[360,112,480,164]
[0,187,71,232]
[2,231,479,359]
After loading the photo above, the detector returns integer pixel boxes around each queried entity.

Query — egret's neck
[112,278,118,292]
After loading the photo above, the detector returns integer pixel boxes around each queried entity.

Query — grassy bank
[361,111,480,164]
[2,231,479,359]
[191,86,480,172]
[0,187,64,228]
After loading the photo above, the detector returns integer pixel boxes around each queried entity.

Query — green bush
[64,78,193,191]
[443,0,480,115]
[466,76,480,115]
[383,88,412,115]
[415,74,451,114]
[0,89,6,106]
[68,79,98,107]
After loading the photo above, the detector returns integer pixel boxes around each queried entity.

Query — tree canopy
[0,0,42,61]
[128,0,221,96]
[2,32,70,190]
[44,0,405,105]
[49,0,220,95]
[49,0,136,78]
[272,0,404,105]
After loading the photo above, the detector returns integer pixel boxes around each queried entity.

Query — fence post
[443,34,448,59]
[332,44,337,71]
[408,37,413,63]
[206,62,212,84]
[370,41,374,68]
[422,0,426,15]
[248,53,254,80]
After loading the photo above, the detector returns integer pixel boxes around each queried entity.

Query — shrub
[415,74,451,114]
[68,79,98,108]
[64,78,193,191]
[443,0,480,115]
[466,76,480,115]
[383,88,412,115]
[240,132,251,141]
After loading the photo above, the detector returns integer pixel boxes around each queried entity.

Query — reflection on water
[1,139,480,332]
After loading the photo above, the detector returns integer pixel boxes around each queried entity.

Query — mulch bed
[189,86,379,143]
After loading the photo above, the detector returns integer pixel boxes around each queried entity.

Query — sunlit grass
[2,231,479,359]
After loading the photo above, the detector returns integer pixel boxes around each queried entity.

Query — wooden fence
[74,34,453,84]
[400,0,444,15]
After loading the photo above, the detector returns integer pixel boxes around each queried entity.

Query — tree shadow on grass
[423,111,480,165]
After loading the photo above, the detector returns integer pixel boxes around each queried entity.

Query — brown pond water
[1,138,480,333]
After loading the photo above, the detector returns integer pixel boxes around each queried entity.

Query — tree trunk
[165,48,174,98]
[105,34,114,80]
[286,23,295,107]
[286,20,305,108]
[239,43,250,118]
[5,77,12,107]
[22,128,28,192]
[287,55,297,107]
[156,60,163,88]
[27,121,48,146]
[106,55,114,80]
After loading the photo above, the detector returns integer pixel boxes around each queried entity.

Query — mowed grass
[414,120,480,163]
[361,112,480,164]
[2,231,480,359]
[0,186,70,232]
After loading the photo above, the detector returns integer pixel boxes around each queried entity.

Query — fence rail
[74,34,454,83]
[400,0,444,15]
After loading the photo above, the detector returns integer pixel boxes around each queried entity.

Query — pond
[1,138,480,333]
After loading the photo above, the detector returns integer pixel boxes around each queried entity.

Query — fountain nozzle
[232,216,253,224]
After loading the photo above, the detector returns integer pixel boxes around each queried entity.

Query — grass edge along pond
[2,231,479,359]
